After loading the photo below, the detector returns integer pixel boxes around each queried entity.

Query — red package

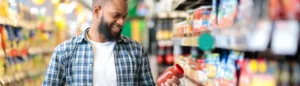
[193,6,212,36]
[268,0,283,20]
[282,0,300,20]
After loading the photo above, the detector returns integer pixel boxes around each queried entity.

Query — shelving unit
[183,75,203,86]
[163,0,300,86]
[0,18,38,30]
[0,47,54,57]
[0,0,84,85]
[0,69,46,85]
[172,0,212,10]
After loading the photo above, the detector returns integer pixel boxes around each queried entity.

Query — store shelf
[0,69,46,85]
[173,37,199,47]
[156,11,187,19]
[172,0,212,11]
[0,47,54,57]
[184,75,203,86]
[164,0,300,85]
[0,17,38,30]
[28,47,55,55]
[157,40,173,46]
[175,57,204,86]
[174,57,185,65]
[174,57,203,86]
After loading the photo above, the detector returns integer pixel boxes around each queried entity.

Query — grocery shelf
[0,47,54,57]
[158,0,300,85]
[173,35,249,51]
[175,57,204,86]
[28,47,55,55]
[0,69,46,85]
[184,75,203,86]
[0,0,93,85]
[156,11,187,19]
[173,37,199,47]
[174,57,185,65]
[157,40,173,46]
[0,17,38,30]
[172,0,212,10]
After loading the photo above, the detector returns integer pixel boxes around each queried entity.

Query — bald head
[92,0,107,7]
[93,0,127,8]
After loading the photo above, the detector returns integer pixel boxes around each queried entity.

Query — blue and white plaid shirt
[43,29,155,86]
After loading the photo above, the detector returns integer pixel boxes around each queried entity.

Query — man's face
[95,0,128,41]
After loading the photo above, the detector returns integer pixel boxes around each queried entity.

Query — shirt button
[89,64,93,67]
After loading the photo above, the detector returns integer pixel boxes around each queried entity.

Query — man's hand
[161,76,180,86]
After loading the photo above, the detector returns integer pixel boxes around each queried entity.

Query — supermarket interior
[0,0,300,86]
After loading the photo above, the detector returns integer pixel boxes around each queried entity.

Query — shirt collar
[75,28,128,44]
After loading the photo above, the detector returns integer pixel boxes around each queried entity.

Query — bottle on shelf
[157,46,164,64]
[165,46,174,65]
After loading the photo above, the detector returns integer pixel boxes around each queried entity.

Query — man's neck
[88,25,106,43]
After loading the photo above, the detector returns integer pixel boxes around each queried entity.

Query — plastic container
[157,64,184,86]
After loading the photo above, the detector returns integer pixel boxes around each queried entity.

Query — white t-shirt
[87,34,117,86]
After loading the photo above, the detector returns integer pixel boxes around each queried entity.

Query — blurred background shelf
[0,69,46,85]
[172,0,212,11]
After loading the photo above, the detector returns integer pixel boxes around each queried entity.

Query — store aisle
[1,0,300,86]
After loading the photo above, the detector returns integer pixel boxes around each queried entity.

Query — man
[43,0,180,86]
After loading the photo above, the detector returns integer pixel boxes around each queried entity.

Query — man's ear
[93,5,102,18]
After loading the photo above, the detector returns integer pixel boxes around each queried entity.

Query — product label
[248,20,272,51]
[272,20,299,55]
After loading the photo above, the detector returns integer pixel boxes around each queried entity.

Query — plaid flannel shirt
[43,29,155,86]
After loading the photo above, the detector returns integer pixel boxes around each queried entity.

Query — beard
[97,15,122,41]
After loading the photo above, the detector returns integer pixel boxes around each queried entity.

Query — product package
[193,6,212,36]
[271,20,299,55]
[236,0,254,24]
[247,20,272,51]
[217,0,238,29]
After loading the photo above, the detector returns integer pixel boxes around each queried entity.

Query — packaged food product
[278,62,290,86]
[198,68,208,83]
[174,21,186,38]
[247,20,272,51]
[217,54,236,86]
[291,62,300,86]
[218,0,238,29]
[238,60,251,86]
[0,56,4,77]
[209,0,218,30]
[268,0,282,20]
[186,10,194,36]
[282,0,299,19]
[193,6,212,35]
[251,74,276,86]
[236,0,254,24]
[271,20,299,55]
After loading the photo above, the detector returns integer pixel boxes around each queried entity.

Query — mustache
[113,24,123,29]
